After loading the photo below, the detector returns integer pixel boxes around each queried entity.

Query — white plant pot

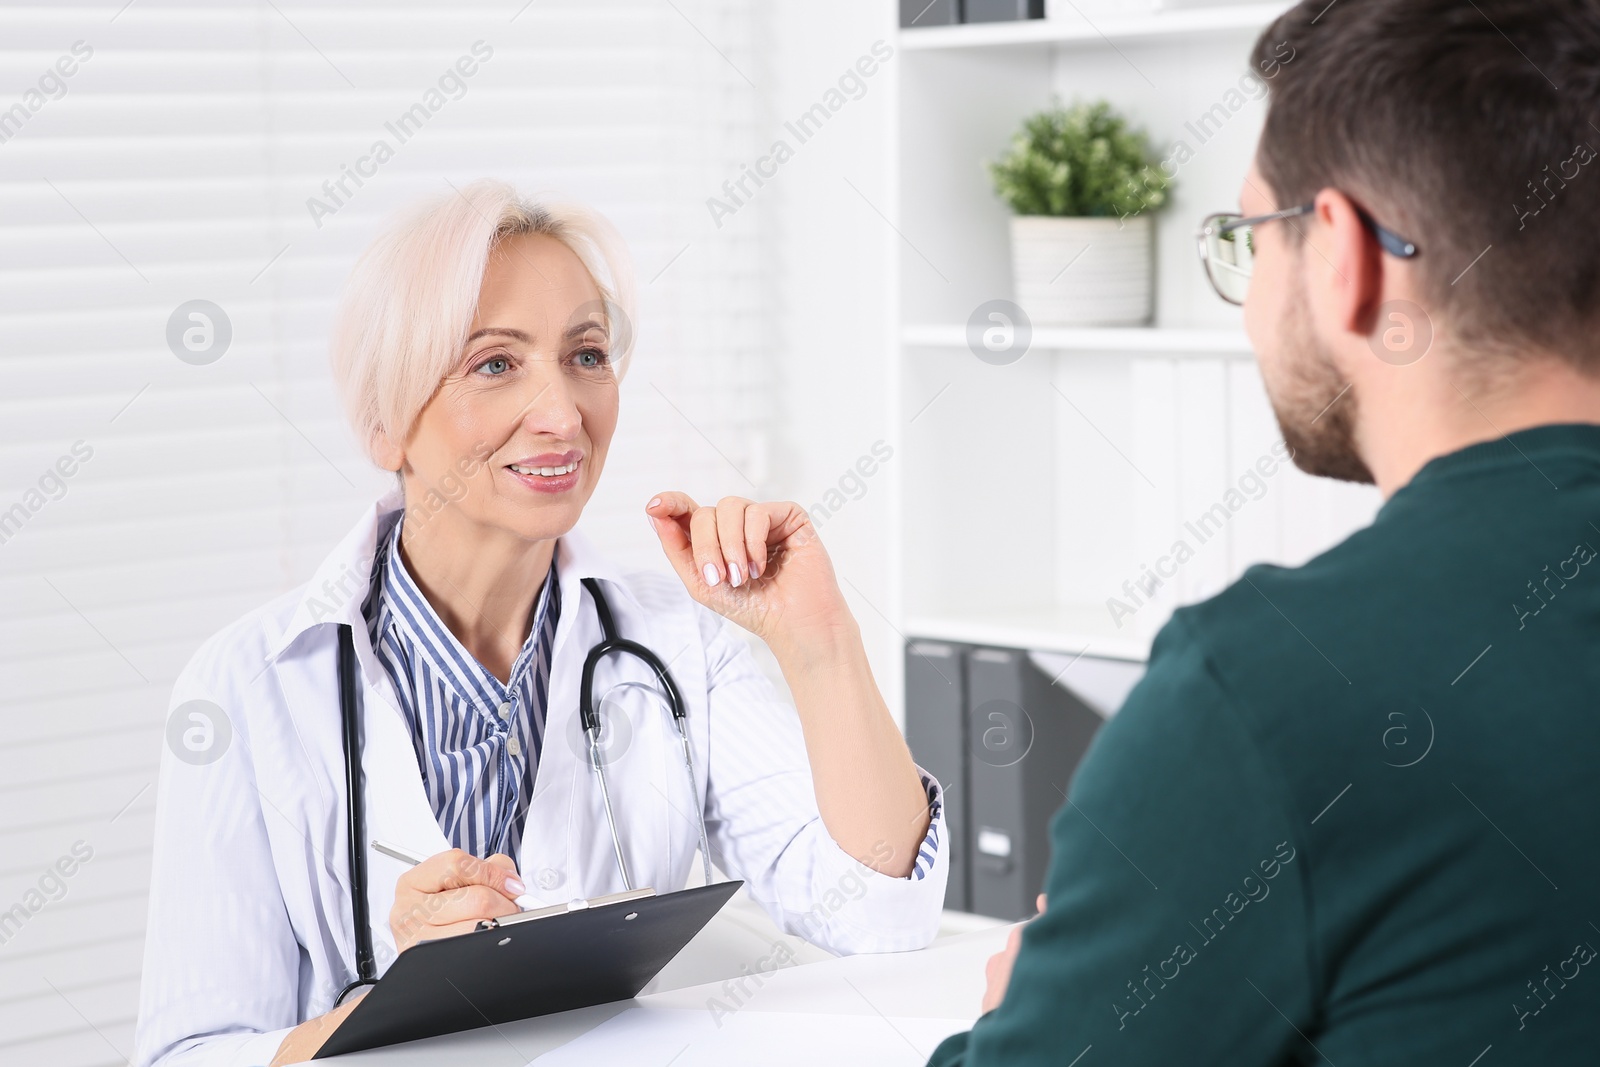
[1009,214,1153,327]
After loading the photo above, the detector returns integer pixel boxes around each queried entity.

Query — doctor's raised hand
[647,494,840,643]
[647,493,932,874]
[134,180,948,1067]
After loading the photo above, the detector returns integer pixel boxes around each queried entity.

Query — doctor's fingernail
[647,497,661,510]
[505,876,526,895]
[702,562,721,587]
[728,562,743,587]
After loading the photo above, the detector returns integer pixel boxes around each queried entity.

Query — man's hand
[389,849,523,953]
[982,894,1046,1015]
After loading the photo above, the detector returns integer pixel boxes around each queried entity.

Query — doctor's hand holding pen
[268,847,523,1066]
[645,493,934,878]
[388,847,525,952]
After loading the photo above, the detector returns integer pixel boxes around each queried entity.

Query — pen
[371,839,430,866]
[370,839,537,909]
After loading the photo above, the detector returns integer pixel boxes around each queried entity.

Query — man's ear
[1312,188,1386,339]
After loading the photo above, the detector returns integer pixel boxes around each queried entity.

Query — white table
[318,923,1011,1066]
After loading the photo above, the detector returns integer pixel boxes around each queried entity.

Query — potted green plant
[987,100,1172,326]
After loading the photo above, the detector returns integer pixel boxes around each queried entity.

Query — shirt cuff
[909,769,943,881]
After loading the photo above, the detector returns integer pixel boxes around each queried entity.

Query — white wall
[755,1,903,708]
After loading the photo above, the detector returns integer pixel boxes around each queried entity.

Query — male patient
[931,0,1600,1063]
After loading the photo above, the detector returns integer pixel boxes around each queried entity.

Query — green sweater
[930,423,1600,1067]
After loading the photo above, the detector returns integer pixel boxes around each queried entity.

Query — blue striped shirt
[362,514,560,861]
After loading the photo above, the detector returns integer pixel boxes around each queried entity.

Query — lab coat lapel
[517,583,582,902]
[359,664,451,973]
[268,627,443,991]
[267,486,452,983]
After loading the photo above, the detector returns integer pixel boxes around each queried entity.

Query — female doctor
[132,180,946,1067]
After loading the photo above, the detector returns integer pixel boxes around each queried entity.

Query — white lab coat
[132,488,946,1067]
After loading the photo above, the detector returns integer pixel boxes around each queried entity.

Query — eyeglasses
[1195,200,1420,305]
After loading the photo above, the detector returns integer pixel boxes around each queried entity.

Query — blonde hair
[330,179,637,465]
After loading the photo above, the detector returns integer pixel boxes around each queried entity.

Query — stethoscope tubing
[334,576,709,1007]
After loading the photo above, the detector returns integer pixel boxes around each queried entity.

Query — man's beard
[1267,284,1375,484]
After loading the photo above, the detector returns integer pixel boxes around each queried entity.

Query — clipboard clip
[477,887,657,930]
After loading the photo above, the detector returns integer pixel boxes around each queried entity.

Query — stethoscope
[333,576,712,1007]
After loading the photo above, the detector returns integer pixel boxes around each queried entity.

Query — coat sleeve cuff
[142,1025,296,1067]
[232,1026,297,1066]
[801,767,949,954]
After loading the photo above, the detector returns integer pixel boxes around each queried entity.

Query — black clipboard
[314,880,743,1059]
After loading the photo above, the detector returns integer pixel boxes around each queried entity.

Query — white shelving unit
[886,0,1381,680]
[898,3,1288,51]
[905,602,1152,663]
[901,323,1253,355]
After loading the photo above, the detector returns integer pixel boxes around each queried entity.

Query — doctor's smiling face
[375,232,620,545]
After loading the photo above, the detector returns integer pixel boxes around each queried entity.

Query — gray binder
[900,0,961,26]
[964,646,1106,921]
[904,640,970,911]
[963,0,1044,22]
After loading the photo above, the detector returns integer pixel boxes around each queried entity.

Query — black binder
[315,880,743,1058]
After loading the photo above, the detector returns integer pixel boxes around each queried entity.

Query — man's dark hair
[1252,0,1600,369]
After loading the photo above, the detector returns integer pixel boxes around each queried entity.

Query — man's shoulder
[1125,510,1440,767]
[1157,518,1391,674]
